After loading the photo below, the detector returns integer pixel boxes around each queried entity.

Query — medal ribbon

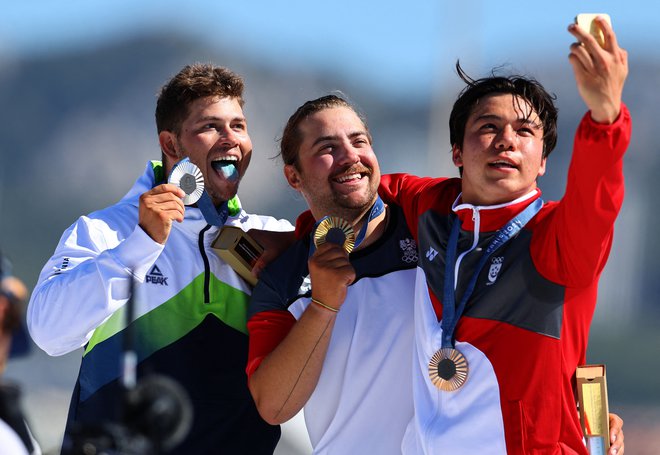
[309,196,385,255]
[197,192,229,227]
[441,198,543,349]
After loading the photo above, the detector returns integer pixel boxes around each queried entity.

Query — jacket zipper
[453,207,481,289]
[198,224,212,304]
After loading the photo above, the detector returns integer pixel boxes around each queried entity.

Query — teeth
[336,173,362,183]
[213,156,238,162]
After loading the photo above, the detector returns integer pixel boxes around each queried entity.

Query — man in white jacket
[27,64,291,454]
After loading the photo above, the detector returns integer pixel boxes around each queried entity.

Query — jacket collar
[452,189,542,232]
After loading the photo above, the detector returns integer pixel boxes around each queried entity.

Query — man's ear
[159,131,180,162]
[537,156,548,177]
[451,144,463,168]
[284,164,302,190]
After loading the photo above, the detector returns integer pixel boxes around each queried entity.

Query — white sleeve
[258,216,294,232]
[0,419,30,455]
[230,213,294,232]
[27,216,163,356]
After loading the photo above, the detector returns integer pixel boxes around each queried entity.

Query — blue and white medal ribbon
[429,198,544,391]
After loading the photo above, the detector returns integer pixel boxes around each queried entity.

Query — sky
[1,0,654,103]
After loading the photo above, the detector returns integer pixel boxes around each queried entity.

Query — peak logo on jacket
[146,265,168,285]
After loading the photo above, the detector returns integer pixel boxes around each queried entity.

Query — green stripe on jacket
[84,273,250,357]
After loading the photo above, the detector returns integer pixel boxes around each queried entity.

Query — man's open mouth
[333,166,371,183]
[211,156,239,181]
[335,172,365,183]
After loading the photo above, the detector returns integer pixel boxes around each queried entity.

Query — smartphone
[575,13,612,47]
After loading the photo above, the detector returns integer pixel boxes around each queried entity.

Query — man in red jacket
[379,17,630,454]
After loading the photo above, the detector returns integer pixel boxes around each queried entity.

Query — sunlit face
[453,93,547,206]
[284,106,380,222]
[172,96,252,205]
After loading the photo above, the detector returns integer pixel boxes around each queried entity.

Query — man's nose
[495,126,516,150]
[217,126,239,147]
[337,144,360,165]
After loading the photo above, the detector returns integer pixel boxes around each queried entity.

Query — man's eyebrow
[473,113,541,127]
[311,135,336,147]
[311,131,367,147]
[194,115,246,123]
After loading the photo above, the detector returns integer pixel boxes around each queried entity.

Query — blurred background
[1,0,658,453]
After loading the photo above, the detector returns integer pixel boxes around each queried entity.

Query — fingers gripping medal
[168,158,205,206]
[314,217,355,254]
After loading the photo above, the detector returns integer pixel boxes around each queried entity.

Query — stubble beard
[316,181,378,224]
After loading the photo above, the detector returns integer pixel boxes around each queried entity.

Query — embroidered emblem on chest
[400,238,418,263]
[487,256,504,285]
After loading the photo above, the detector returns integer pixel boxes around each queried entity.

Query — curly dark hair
[155,63,245,135]
[449,61,558,159]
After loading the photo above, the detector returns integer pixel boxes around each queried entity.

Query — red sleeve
[246,310,296,379]
[295,210,315,239]
[379,173,444,239]
[531,104,632,286]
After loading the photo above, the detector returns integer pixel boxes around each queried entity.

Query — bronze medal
[313,217,355,254]
[428,347,469,392]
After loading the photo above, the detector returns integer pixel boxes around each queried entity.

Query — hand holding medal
[308,200,384,313]
[168,158,231,227]
[313,217,356,254]
[168,158,205,206]
[308,216,357,313]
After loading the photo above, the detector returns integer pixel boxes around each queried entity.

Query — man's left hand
[608,412,624,454]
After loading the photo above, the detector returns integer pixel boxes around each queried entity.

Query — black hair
[449,61,558,159]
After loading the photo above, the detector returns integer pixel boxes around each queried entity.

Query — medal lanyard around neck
[441,198,543,349]
[197,192,229,227]
[309,196,385,255]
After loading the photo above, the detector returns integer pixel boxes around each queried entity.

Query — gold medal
[169,160,205,206]
[313,217,355,254]
[428,347,469,391]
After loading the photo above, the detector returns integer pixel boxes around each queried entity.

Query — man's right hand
[567,17,628,124]
[139,184,186,244]
[249,230,297,279]
[308,243,355,312]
